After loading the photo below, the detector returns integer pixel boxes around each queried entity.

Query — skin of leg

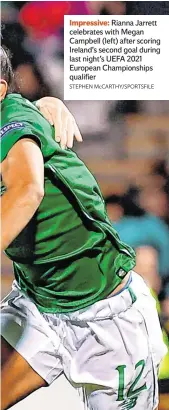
[1,336,47,410]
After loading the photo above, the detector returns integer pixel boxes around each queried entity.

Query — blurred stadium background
[1,1,169,409]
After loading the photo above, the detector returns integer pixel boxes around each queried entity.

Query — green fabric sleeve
[1,122,42,162]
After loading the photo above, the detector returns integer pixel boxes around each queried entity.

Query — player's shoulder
[1,93,37,118]
[1,93,45,132]
[1,93,47,163]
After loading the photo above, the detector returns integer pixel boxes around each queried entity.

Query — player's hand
[35,97,83,149]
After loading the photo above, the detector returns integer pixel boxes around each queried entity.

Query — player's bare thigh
[1,336,47,410]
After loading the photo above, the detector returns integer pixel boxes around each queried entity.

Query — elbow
[29,184,44,206]
[20,183,44,209]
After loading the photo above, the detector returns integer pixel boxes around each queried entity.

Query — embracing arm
[35,97,82,149]
[1,138,44,251]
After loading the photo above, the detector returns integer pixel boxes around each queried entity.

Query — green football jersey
[1,93,136,313]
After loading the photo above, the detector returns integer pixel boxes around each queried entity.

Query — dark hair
[105,194,121,206]
[1,46,15,92]
[105,191,145,217]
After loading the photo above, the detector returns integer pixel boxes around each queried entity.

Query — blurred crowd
[1,1,169,406]
[106,164,169,308]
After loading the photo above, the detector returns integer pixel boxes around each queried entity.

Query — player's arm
[35,97,82,149]
[1,138,44,251]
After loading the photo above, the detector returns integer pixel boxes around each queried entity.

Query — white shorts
[1,272,167,410]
